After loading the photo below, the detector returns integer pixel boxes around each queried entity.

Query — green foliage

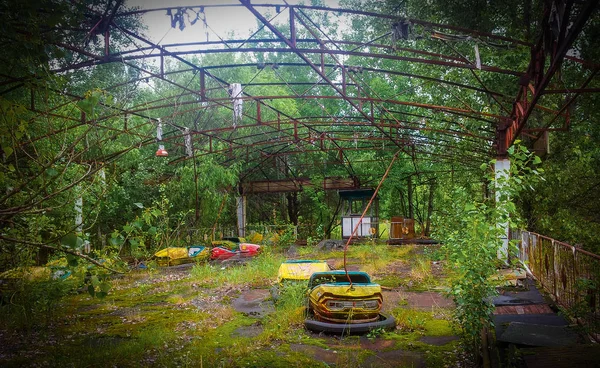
[366,326,387,339]
[190,253,283,288]
[108,184,195,261]
[422,245,445,262]
[0,278,73,331]
[560,276,600,335]
[433,142,543,353]
[0,239,466,367]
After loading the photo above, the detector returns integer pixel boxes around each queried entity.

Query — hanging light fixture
[155,118,169,157]
[156,144,168,157]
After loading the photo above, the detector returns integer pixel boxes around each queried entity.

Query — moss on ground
[0,244,461,367]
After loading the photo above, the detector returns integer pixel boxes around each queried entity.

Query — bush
[0,278,73,330]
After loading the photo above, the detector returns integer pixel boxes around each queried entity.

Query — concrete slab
[359,337,396,351]
[494,313,570,338]
[498,322,579,347]
[493,294,535,306]
[290,344,345,365]
[388,290,454,309]
[494,304,554,315]
[522,345,600,368]
[499,278,547,304]
[360,350,425,368]
[231,289,274,317]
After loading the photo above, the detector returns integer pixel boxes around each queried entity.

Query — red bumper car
[210,242,261,261]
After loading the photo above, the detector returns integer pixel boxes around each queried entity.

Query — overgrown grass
[0,243,462,367]
[190,252,284,288]
[408,255,435,289]
[0,278,75,331]
[391,307,454,336]
[261,282,307,341]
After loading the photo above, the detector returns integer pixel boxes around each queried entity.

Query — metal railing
[511,229,600,339]
[181,224,299,243]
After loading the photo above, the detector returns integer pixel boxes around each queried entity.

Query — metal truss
[3,0,598,184]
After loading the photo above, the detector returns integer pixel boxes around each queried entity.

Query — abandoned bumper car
[154,237,261,266]
[210,238,261,261]
[271,259,331,300]
[154,246,209,266]
[304,270,396,334]
[276,259,331,284]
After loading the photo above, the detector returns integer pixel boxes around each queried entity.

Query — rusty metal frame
[4,0,598,183]
[498,0,599,156]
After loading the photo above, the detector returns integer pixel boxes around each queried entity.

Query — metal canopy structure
[3,0,598,187]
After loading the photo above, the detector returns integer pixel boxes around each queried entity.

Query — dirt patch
[398,291,454,309]
[359,337,396,351]
[385,260,413,275]
[231,289,274,317]
[326,258,363,271]
[381,289,407,311]
[289,343,350,365]
[159,263,196,272]
[189,286,242,311]
[430,261,446,279]
[317,239,346,251]
[361,350,425,368]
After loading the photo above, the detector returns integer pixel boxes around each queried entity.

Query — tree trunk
[286,192,299,225]
[399,189,407,217]
[324,196,342,239]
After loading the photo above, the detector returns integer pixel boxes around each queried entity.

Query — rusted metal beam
[75,45,521,76]
[125,94,504,119]
[241,177,360,194]
[227,143,487,166]
[531,68,599,139]
[177,127,489,164]
[500,0,598,155]
[47,55,507,99]
[115,4,532,47]
[112,37,469,64]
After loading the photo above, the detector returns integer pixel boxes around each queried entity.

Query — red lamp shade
[155,144,168,157]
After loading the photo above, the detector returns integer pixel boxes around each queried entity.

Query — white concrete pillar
[236,196,246,238]
[495,158,511,262]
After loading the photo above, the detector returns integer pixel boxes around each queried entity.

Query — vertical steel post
[160,51,164,78]
[200,69,206,101]
[320,43,325,73]
[289,7,296,47]
[342,67,346,95]
[257,100,262,123]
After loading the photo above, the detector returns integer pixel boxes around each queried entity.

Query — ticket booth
[339,189,379,239]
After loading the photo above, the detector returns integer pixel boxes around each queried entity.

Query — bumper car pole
[343,151,400,290]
